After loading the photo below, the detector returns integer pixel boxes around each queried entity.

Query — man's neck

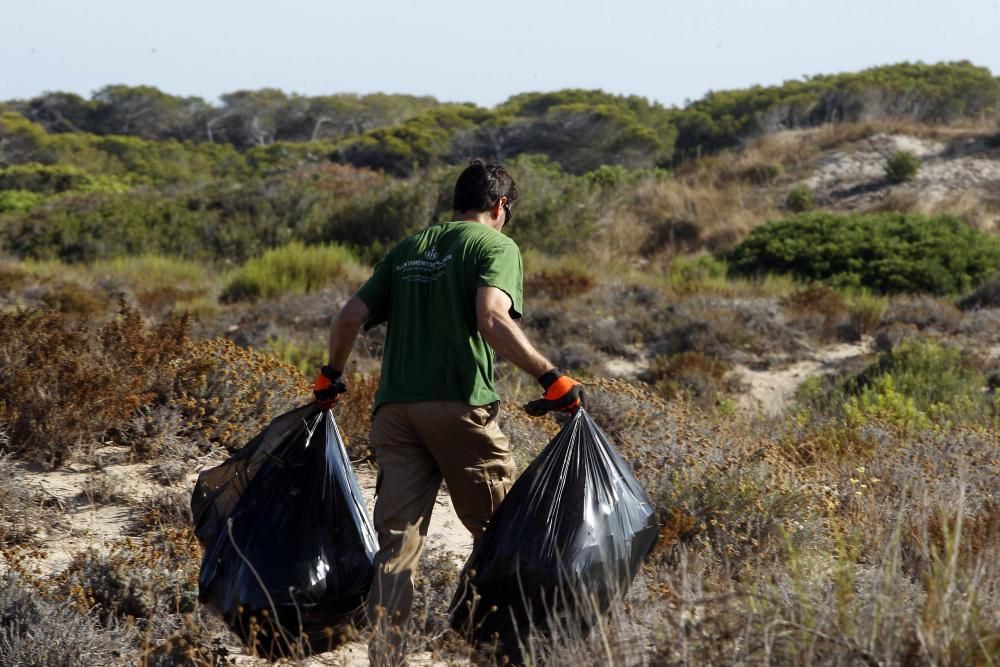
[454,210,502,231]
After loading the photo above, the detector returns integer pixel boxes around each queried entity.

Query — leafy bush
[221,241,364,302]
[663,254,730,294]
[0,163,92,193]
[884,150,921,183]
[496,154,606,255]
[0,190,44,213]
[784,185,815,212]
[315,177,438,251]
[797,338,990,431]
[851,338,987,424]
[726,212,1000,294]
[671,61,1000,159]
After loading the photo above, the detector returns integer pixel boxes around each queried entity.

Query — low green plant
[885,149,921,183]
[844,288,887,335]
[221,242,363,302]
[264,335,326,376]
[797,338,989,432]
[0,189,44,213]
[663,253,729,294]
[784,185,814,212]
[844,374,934,432]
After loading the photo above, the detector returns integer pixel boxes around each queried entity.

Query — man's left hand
[313,365,348,408]
[524,369,583,416]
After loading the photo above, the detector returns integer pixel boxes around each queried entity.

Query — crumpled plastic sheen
[449,407,657,650]
[191,404,377,656]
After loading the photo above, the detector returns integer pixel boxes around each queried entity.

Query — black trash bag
[449,408,656,657]
[191,403,377,657]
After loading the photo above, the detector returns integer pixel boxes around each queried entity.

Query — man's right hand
[524,369,584,416]
[313,365,348,408]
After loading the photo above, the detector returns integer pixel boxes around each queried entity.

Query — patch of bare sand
[803,133,1000,227]
[732,338,872,416]
[2,451,473,666]
[3,459,170,575]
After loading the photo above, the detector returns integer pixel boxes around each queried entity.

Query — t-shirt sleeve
[355,251,393,330]
[475,238,524,319]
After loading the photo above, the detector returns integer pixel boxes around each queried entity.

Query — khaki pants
[367,401,516,665]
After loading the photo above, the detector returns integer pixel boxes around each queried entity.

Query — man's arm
[475,286,553,378]
[327,296,370,372]
[476,286,583,414]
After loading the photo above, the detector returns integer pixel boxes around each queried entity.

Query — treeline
[2,60,1000,273]
[0,111,638,262]
[2,61,997,175]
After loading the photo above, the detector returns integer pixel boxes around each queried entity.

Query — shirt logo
[397,245,454,283]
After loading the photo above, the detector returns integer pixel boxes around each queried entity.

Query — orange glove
[524,369,583,416]
[313,365,347,408]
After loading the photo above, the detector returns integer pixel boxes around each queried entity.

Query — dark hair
[452,159,518,213]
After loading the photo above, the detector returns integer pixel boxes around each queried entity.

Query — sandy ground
[803,133,1000,227]
[732,338,872,416]
[4,454,471,666]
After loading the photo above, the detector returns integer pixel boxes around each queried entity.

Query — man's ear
[492,196,506,220]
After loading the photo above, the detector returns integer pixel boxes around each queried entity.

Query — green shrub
[496,154,605,255]
[315,177,438,250]
[857,339,985,419]
[664,253,729,294]
[0,163,92,193]
[797,338,989,430]
[264,335,326,376]
[885,150,921,183]
[0,189,44,213]
[221,241,363,302]
[784,185,815,212]
[726,212,1000,294]
[844,289,888,335]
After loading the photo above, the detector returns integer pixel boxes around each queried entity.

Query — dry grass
[0,333,996,667]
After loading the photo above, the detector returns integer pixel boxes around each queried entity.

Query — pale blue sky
[3,0,998,108]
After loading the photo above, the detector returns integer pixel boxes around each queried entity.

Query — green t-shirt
[355,221,524,411]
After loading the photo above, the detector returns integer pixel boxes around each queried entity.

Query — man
[313,160,583,664]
